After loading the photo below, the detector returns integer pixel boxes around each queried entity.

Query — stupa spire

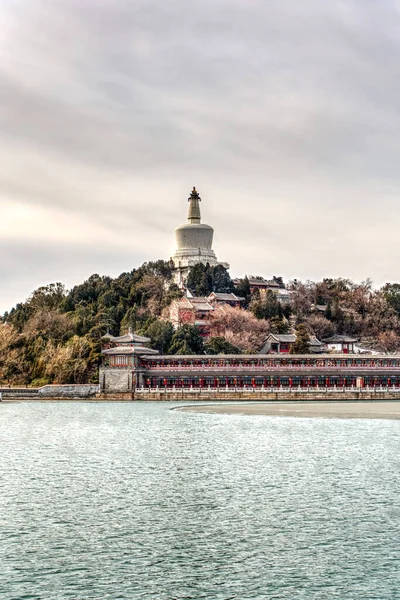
[188,186,201,224]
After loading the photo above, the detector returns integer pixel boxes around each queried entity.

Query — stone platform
[131,389,400,402]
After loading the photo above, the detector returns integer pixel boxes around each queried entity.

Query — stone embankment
[3,386,400,402]
[132,389,400,402]
[0,384,99,400]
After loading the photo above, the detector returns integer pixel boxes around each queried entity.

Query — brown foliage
[23,310,73,342]
[287,281,314,319]
[0,323,26,384]
[362,293,400,337]
[305,315,335,340]
[44,336,92,384]
[377,331,400,353]
[207,305,269,353]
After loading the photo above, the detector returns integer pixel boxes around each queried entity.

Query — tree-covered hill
[0,261,181,385]
[2,260,400,386]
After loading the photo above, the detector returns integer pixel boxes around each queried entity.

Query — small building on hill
[323,335,357,354]
[102,329,151,347]
[260,333,323,354]
[207,292,244,306]
[248,277,281,293]
[275,288,293,305]
[233,276,281,294]
[169,296,214,337]
[101,329,159,371]
[169,292,244,337]
[233,276,293,304]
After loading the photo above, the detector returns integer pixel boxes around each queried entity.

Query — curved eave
[102,346,159,355]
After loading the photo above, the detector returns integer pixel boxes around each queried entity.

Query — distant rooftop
[323,335,358,343]
[102,331,151,344]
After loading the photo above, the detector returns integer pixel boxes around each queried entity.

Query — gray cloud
[1,0,400,313]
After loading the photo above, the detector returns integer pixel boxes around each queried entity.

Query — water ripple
[0,402,399,599]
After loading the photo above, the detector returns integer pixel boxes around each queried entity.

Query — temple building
[260,333,323,354]
[99,330,400,395]
[171,187,229,287]
[323,335,357,354]
[168,292,244,337]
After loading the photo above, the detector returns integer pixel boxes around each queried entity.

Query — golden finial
[189,186,201,201]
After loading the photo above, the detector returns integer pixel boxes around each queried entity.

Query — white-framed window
[113,355,128,366]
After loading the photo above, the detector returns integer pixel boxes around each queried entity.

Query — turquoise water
[0,402,399,599]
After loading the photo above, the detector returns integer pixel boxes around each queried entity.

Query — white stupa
[171,187,229,287]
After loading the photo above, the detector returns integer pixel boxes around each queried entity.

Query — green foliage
[324,302,332,320]
[204,336,240,355]
[272,276,284,288]
[234,276,251,306]
[290,324,310,354]
[187,264,234,296]
[211,265,235,293]
[1,260,174,384]
[269,316,290,334]
[141,320,174,354]
[8,283,67,332]
[30,377,51,387]
[382,283,400,316]
[120,306,153,335]
[250,290,283,320]
[168,325,204,355]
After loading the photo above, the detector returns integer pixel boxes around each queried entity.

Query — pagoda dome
[175,222,214,250]
[174,187,214,250]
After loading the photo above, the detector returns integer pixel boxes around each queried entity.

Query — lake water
[0,402,399,599]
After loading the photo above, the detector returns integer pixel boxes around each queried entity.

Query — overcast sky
[1,0,400,313]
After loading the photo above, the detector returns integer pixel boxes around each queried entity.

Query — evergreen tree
[204,336,240,355]
[290,324,310,354]
[141,320,174,354]
[272,276,284,288]
[270,317,290,334]
[251,290,281,320]
[331,299,345,333]
[382,283,400,316]
[234,276,251,306]
[168,325,204,355]
[187,264,234,296]
[187,264,211,296]
[324,302,333,321]
[211,265,235,293]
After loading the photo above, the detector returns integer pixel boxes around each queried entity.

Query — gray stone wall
[100,368,131,393]
[39,384,99,398]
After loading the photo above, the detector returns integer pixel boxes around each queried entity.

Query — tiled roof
[180,297,213,311]
[102,332,151,344]
[102,346,159,355]
[248,278,280,287]
[208,292,244,302]
[267,333,322,346]
[323,335,358,343]
[267,334,297,343]
[309,336,323,346]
